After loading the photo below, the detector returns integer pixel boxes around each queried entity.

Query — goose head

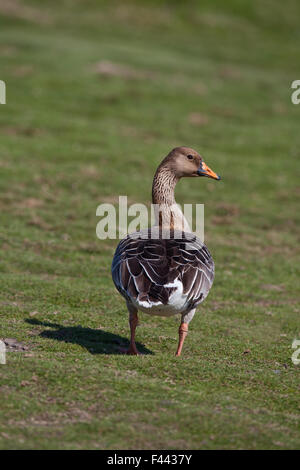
[162,146,221,180]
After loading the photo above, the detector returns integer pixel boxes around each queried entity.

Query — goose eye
[187,155,193,160]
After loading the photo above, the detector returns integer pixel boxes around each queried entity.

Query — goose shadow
[25,319,153,355]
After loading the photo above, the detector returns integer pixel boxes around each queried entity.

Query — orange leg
[175,322,188,357]
[126,311,140,355]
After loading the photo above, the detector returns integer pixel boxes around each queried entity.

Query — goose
[111,147,220,356]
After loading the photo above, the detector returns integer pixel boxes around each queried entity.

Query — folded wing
[112,229,214,312]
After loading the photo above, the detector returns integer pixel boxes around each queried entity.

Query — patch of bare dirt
[11,65,34,77]
[103,3,173,32]
[188,112,209,126]
[213,107,236,117]
[211,216,233,225]
[219,66,241,79]
[216,203,240,216]
[261,284,285,292]
[212,203,240,225]
[78,242,102,254]
[80,165,101,179]
[94,61,153,80]
[0,0,52,24]
[272,102,288,115]
[19,198,44,209]
[210,300,236,311]
[8,405,98,428]
[193,82,207,95]
[119,125,139,137]
[27,215,52,231]
[1,126,43,136]
[0,45,17,56]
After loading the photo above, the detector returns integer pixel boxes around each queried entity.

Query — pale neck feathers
[151,164,191,232]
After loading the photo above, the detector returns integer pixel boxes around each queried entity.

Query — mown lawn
[0,0,299,449]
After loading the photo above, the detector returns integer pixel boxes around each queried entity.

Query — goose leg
[175,323,188,357]
[175,308,196,357]
[126,301,140,355]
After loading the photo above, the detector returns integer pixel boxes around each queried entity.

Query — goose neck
[152,165,178,206]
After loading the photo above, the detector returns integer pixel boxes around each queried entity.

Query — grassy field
[0,0,299,450]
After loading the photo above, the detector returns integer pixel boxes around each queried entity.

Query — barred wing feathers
[111,229,214,313]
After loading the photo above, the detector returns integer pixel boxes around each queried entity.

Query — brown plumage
[112,228,214,313]
[111,147,220,356]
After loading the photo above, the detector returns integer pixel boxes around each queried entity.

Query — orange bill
[197,161,221,180]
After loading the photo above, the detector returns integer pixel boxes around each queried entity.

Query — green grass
[0,0,300,450]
